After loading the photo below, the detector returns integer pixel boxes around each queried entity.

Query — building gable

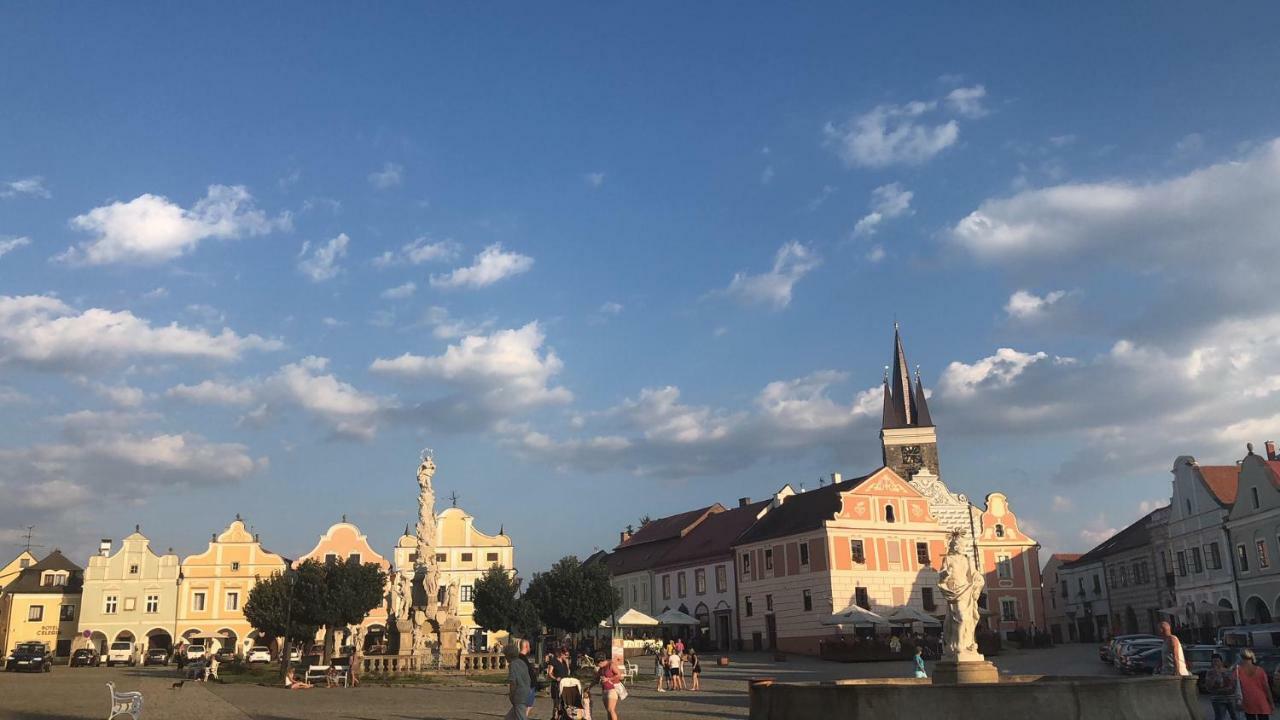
[837,467,935,525]
[1228,454,1280,522]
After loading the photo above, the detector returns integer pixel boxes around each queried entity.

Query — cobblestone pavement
[0,645,1216,720]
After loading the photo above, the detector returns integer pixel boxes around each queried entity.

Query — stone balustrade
[461,652,507,672]
[360,651,505,675]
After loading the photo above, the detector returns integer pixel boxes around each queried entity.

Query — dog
[171,681,184,690]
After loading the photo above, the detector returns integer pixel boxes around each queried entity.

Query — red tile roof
[1198,465,1239,506]
[615,504,723,550]
[651,500,772,570]
[1050,553,1082,563]
[1267,461,1280,489]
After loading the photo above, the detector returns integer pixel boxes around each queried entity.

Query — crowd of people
[652,638,701,692]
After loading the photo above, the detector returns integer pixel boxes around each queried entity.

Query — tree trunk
[322,626,334,664]
[279,638,292,683]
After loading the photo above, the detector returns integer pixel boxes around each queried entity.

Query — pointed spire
[881,369,905,430]
[890,323,913,426]
[914,365,934,428]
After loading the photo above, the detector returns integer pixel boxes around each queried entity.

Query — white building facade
[1168,456,1239,638]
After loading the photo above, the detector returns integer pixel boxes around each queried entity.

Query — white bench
[107,682,143,720]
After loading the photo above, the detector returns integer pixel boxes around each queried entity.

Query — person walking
[547,648,570,711]
[1158,621,1189,677]
[504,640,534,720]
[1205,653,1241,720]
[597,656,624,720]
[688,649,702,691]
[1238,649,1274,720]
[912,646,928,679]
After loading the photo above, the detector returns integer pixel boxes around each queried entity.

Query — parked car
[184,644,206,661]
[1114,639,1164,669]
[1124,647,1164,675]
[106,641,135,667]
[1101,634,1156,663]
[214,648,236,663]
[288,647,301,663]
[144,648,169,666]
[70,648,99,667]
[5,642,52,673]
[245,646,271,663]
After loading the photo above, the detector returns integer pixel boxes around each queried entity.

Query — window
[461,553,473,562]
[460,585,473,602]
[408,553,418,564]
[855,587,870,610]
[226,591,240,611]
[996,554,1012,580]
[662,575,671,600]
[742,553,752,576]
[1185,499,1192,515]
[1208,543,1223,570]
[1118,566,1128,587]
[886,541,902,566]
[348,553,361,564]
[1092,575,1101,594]
[1000,598,1018,622]
[631,585,637,603]
[193,592,207,612]
[1258,539,1271,569]
[695,569,706,595]
[145,595,159,614]
[486,552,499,563]
[922,587,936,611]
[129,564,139,575]
[104,595,118,614]
[230,561,241,571]
[995,524,1005,538]
[885,505,896,523]
[1238,544,1251,572]
[764,548,774,571]
[745,596,753,617]
[41,571,66,587]
[799,542,810,567]
[436,553,447,563]
[1176,551,1188,576]
[28,605,43,622]
[677,572,687,597]
[715,565,728,593]
[1254,487,1262,509]
[916,542,931,566]
[60,604,75,621]
[1132,562,1144,584]
[19,558,29,569]
[765,594,773,612]
[1161,551,1169,576]
[1192,547,1203,574]
[850,539,866,564]
[802,589,813,611]
[1060,580,1068,598]
[123,597,136,611]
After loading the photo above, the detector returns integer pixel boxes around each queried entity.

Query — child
[325,664,339,688]
[655,648,667,692]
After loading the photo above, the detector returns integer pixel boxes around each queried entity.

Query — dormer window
[40,571,68,587]
[885,505,896,523]
[995,524,1005,538]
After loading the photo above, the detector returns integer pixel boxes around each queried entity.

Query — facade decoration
[1168,456,1239,638]
[79,528,180,661]
[295,519,391,651]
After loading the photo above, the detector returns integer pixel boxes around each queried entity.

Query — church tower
[880,323,939,480]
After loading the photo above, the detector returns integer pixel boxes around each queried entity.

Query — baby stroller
[556,677,590,720]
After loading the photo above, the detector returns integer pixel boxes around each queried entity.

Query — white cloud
[1051,495,1074,512]
[945,84,988,118]
[1174,132,1204,155]
[381,282,417,300]
[1004,289,1068,320]
[88,381,146,408]
[372,322,571,412]
[430,243,534,289]
[937,348,1050,399]
[584,172,606,188]
[0,236,31,259]
[267,356,385,440]
[720,241,820,310]
[368,162,403,189]
[853,183,914,237]
[0,295,281,369]
[420,306,494,340]
[1137,499,1165,515]
[297,233,349,282]
[599,301,623,315]
[805,185,837,212]
[141,287,169,301]
[866,245,886,263]
[165,380,256,406]
[372,236,460,269]
[1080,525,1118,545]
[1,176,50,199]
[824,100,959,168]
[62,185,289,265]
[322,317,346,328]
[760,165,775,184]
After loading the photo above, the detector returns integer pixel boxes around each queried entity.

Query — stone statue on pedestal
[933,531,998,684]
[416,451,440,614]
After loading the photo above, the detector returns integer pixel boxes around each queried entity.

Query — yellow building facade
[393,506,515,650]
[0,551,84,658]
[79,529,181,661]
[0,550,38,592]
[295,520,391,650]
[177,518,285,657]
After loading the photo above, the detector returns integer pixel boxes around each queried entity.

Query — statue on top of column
[416,449,440,613]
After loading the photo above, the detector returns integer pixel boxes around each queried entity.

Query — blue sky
[4,4,1280,574]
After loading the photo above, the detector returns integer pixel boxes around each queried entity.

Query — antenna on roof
[17,526,44,553]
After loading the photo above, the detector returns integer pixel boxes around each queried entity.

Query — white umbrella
[822,605,887,626]
[654,608,701,626]
[886,606,942,626]
[605,608,660,627]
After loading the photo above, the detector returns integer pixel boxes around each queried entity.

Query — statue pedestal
[931,658,999,685]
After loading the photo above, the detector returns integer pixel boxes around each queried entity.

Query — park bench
[106,682,143,720]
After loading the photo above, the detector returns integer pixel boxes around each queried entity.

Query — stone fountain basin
[748,674,1199,720]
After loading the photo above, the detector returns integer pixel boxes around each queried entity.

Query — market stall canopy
[655,609,701,625]
[822,605,887,626]
[887,606,941,626]
[602,608,660,627]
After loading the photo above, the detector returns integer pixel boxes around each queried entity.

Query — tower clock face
[901,444,922,468]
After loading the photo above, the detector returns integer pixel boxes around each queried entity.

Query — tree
[298,558,388,663]
[243,570,319,675]
[524,556,621,634]
[474,566,542,642]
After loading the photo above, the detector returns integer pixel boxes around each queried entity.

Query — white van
[107,641,135,667]
[185,643,206,661]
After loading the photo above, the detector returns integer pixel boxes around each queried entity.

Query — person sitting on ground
[284,666,313,690]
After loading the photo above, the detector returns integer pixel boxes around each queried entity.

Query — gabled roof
[1198,465,1239,506]
[652,500,771,569]
[1049,553,1082,563]
[1065,507,1167,567]
[3,550,84,594]
[734,474,873,546]
[615,504,722,550]
[607,538,681,577]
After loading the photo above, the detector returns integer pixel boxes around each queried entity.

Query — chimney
[831,472,842,485]
[1267,441,1277,461]
[620,526,633,545]
[98,539,112,557]
[738,497,751,508]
